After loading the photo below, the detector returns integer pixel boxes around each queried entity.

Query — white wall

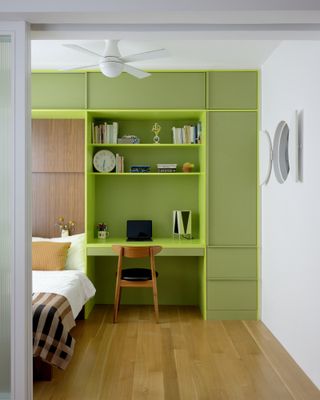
[261,41,320,389]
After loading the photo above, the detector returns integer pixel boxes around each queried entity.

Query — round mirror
[273,121,290,183]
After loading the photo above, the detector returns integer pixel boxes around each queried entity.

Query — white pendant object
[259,130,273,186]
[289,110,301,182]
[273,120,290,184]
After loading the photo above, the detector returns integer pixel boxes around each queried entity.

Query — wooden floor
[34,305,320,400]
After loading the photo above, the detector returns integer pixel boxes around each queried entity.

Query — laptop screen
[127,220,152,241]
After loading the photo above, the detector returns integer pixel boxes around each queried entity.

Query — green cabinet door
[207,280,257,310]
[207,247,257,280]
[207,71,258,110]
[32,73,86,109]
[87,72,205,109]
[208,112,257,246]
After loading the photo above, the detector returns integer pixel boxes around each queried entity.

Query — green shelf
[88,172,202,176]
[88,143,202,148]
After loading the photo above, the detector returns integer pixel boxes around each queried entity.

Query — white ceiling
[31,39,280,70]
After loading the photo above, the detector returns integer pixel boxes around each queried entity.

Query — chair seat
[121,268,159,281]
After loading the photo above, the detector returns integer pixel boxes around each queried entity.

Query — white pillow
[32,233,85,272]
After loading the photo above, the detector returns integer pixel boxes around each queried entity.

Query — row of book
[92,122,119,144]
[115,153,124,173]
[172,123,201,144]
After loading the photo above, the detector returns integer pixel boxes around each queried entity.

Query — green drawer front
[208,112,257,246]
[207,71,257,109]
[206,310,257,320]
[32,73,86,109]
[87,72,205,109]
[207,248,257,279]
[207,280,257,310]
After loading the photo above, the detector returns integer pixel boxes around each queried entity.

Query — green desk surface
[86,238,205,256]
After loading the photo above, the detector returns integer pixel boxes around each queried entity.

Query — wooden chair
[112,245,162,323]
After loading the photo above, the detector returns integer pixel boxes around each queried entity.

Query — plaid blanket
[33,292,76,370]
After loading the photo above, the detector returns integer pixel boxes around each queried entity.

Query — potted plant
[97,222,109,239]
[182,162,194,173]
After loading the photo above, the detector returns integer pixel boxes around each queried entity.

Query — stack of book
[92,122,119,144]
[172,122,201,144]
[157,164,177,173]
[115,153,124,173]
[130,165,150,173]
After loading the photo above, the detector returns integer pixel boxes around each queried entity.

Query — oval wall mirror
[273,121,290,183]
[259,130,273,185]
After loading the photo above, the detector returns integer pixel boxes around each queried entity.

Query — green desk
[86,238,205,256]
[86,238,207,318]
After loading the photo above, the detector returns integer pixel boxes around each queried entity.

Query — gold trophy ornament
[152,122,161,144]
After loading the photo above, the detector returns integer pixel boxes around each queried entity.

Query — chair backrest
[112,245,162,259]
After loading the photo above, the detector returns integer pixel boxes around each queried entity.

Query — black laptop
[126,220,152,241]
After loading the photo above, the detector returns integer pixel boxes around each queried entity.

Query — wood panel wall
[32,119,85,238]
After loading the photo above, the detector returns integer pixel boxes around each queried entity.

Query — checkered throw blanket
[33,292,76,370]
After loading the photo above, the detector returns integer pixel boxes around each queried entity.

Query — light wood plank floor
[34,305,320,400]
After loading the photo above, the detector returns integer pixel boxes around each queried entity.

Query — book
[92,121,119,144]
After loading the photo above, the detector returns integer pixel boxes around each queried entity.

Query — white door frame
[0,21,32,400]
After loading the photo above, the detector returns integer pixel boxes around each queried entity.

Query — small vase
[61,229,69,237]
[98,231,107,239]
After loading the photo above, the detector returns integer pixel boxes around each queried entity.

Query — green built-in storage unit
[206,71,258,320]
[32,70,258,320]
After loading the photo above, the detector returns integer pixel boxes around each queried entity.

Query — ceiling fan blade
[121,48,169,63]
[60,64,99,71]
[63,44,103,58]
[123,64,151,79]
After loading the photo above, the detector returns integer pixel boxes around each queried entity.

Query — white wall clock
[93,149,116,172]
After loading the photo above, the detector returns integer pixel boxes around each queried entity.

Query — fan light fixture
[62,40,169,79]
[99,60,124,78]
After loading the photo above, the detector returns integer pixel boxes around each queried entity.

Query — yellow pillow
[32,242,71,271]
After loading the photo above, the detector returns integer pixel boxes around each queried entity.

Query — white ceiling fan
[62,40,169,79]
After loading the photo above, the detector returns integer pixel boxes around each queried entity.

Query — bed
[32,234,95,379]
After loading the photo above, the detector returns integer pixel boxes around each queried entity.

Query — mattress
[32,270,96,319]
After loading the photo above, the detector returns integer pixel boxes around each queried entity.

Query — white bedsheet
[32,270,96,318]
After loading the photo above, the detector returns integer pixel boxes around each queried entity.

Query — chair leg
[152,279,159,323]
[118,287,122,312]
[113,280,121,323]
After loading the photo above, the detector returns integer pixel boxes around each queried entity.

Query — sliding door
[0,22,31,400]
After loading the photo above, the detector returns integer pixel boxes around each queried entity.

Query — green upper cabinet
[207,71,258,110]
[87,72,205,109]
[208,111,257,246]
[32,73,86,109]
